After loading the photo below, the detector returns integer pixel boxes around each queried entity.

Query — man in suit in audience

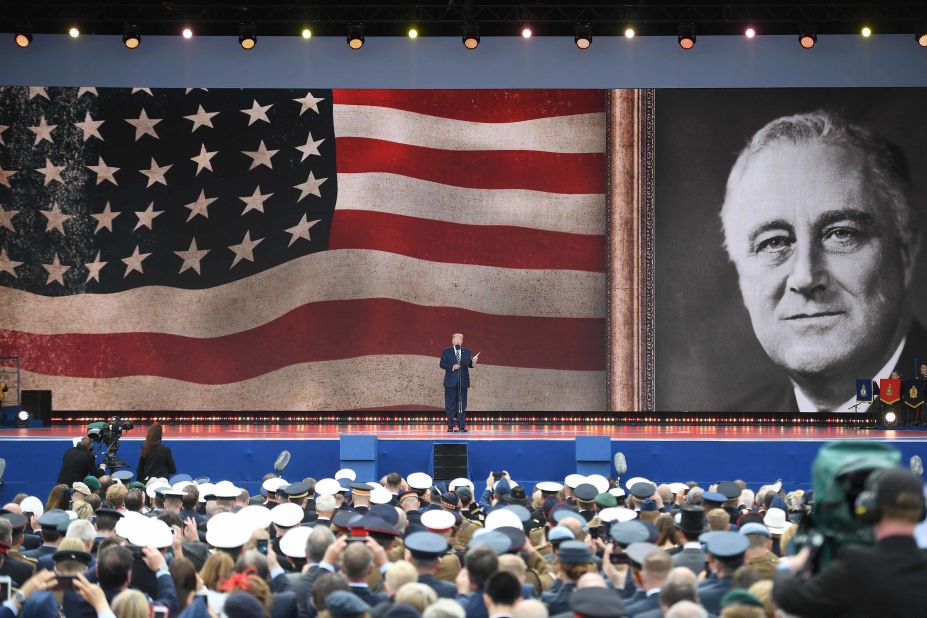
[672,506,707,576]
[720,111,927,412]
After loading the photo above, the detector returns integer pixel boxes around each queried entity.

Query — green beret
[455,486,473,499]
[594,492,618,508]
[720,589,763,609]
[128,481,147,490]
[83,476,101,490]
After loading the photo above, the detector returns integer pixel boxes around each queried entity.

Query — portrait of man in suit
[720,110,924,412]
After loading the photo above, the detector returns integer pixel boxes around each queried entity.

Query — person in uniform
[739,522,779,579]
[697,531,749,615]
[540,541,596,615]
[0,518,33,587]
[349,483,373,514]
[22,510,69,559]
[0,512,37,577]
[421,509,461,582]
[403,531,457,598]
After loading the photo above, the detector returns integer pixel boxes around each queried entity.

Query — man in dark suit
[439,333,478,432]
[672,506,707,576]
[697,532,748,616]
[623,546,672,616]
[482,571,520,618]
[57,437,103,486]
[0,520,33,587]
[342,542,387,607]
[459,545,498,618]
[774,468,927,618]
[720,111,927,413]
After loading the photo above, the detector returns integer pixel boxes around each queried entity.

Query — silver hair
[65,519,96,544]
[306,524,335,563]
[720,110,918,263]
[424,598,468,618]
[665,600,708,618]
[315,494,336,514]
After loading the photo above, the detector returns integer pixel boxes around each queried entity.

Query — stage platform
[2,423,926,504]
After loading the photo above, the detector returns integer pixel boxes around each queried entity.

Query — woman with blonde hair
[394,582,438,613]
[110,589,150,618]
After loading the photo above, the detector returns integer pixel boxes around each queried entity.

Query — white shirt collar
[683,541,702,549]
[793,337,906,413]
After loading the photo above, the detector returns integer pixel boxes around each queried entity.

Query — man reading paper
[440,333,479,432]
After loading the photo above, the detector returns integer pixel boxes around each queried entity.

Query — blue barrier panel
[576,436,612,477]
[340,435,378,481]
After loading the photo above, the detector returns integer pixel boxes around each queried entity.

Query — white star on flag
[41,202,73,234]
[0,167,17,188]
[134,202,164,230]
[126,108,162,141]
[42,253,70,286]
[0,125,8,145]
[86,157,119,186]
[35,158,66,185]
[184,189,218,222]
[91,202,120,233]
[75,111,105,142]
[0,249,23,278]
[228,231,264,268]
[285,214,321,247]
[239,186,273,215]
[241,99,273,125]
[28,87,49,100]
[0,207,17,232]
[175,238,210,275]
[293,92,325,115]
[184,104,220,132]
[77,87,98,97]
[122,246,151,277]
[295,132,325,161]
[84,251,107,283]
[294,171,328,202]
[131,88,154,95]
[242,140,279,170]
[139,157,172,187]
[28,116,57,145]
[190,144,218,176]
[184,88,210,94]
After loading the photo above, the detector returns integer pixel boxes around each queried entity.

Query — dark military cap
[704,531,749,558]
[629,482,656,500]
[570,587,626,618]
[454,486,473,500]
[56,518,73,534]
[371,504,400,526]
[53,549,92,565]
[0,512,28,532]
[38,509,69,530]
[595,493,618,509]
[398,490,420,503]
[551,506,584,526]
[573,483,598,502]
[349,514,400,537]
[332,510,363,531]
[440,492,460,510]
[639,500,657,512]
[493,478,513,496]
[609,520,650,547]
[112,470,134,482]
[404,531,450,560]
[326,590,371,617]
[470,531,512,555]
[96,508,123,522]
[557,540,595,564]
[701,491,727,504]
[350,482,373,496]
[83,476,101,490]
[717,482,742,500]
[720,589,764,608]
[495,526,526,551]
[285,481,310,500]
[625,542,659,568]
[502,486,530,506]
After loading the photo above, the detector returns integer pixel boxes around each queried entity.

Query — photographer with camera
[136,424,176,482]
[773,468,927,617]
[56,437,103,487]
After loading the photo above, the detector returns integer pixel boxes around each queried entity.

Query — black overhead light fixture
[123,23,141,49]
[239,22,256,49]
[462,21,480,49]
[678,23,696,49]
[799,23,817,49]
[574,22,592,49]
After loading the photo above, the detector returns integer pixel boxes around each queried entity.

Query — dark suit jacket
[671,546,707,576]
[420,574,458,599]
[773,535,927,618]
[729,321,927,412]
[462,587,489,618]
[440,347,474,389]
[289,564,325,618]
[57,445,101,486]
[22,544,57,560]
[625,591,660,616]
[272,591,300,618]
[697,576,732,616]
[350,584,388,607]
[137,443,177,481]
[0,554,34,587]
[63,572,179,618]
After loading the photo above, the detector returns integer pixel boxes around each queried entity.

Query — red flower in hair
[218,567,257,592]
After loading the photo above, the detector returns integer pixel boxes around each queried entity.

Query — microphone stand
[457,346,463,432]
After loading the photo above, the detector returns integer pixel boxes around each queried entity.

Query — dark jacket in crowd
[773,535,927,618]
[0,554,34,587]
[136,443,177,481]
[57,444,102,486]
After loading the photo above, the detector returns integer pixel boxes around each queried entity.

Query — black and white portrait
[655,89,927,412]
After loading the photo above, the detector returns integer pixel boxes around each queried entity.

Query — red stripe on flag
[332,89,606,122]
[335,138,604,194]
[329,211,605,273]
[0,299,606,384]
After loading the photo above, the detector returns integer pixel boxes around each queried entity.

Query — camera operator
[136,424,176,482]
[773,468,927,617]
[56,437,103,486]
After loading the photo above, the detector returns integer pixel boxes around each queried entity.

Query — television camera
[87,417,134,468]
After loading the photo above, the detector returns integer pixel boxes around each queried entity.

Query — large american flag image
[0,87,606,411]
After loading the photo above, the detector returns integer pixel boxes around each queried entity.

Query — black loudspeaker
[21,390,52,425]
[433,443,469,482]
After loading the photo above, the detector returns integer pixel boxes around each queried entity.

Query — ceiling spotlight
[123,24,141,49]
[745,26,756,39]
[182,27,193,39]
[408,26,419,39]
[799,23,816,49]
[624,26,636,39]
[68,26,80,38]
[14,31,32,48]
[884,411,897,425]
[462,22,480,49]
[678,23,695,49]
[347,23,364,49]
[521,25,532,39]
[574,23,592,49]
[861,26,872,38]
[239,23,256,49]
[301,27,312,39]
[918,26,927,47]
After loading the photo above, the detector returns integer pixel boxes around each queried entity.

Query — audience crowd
[1,426,925,618]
